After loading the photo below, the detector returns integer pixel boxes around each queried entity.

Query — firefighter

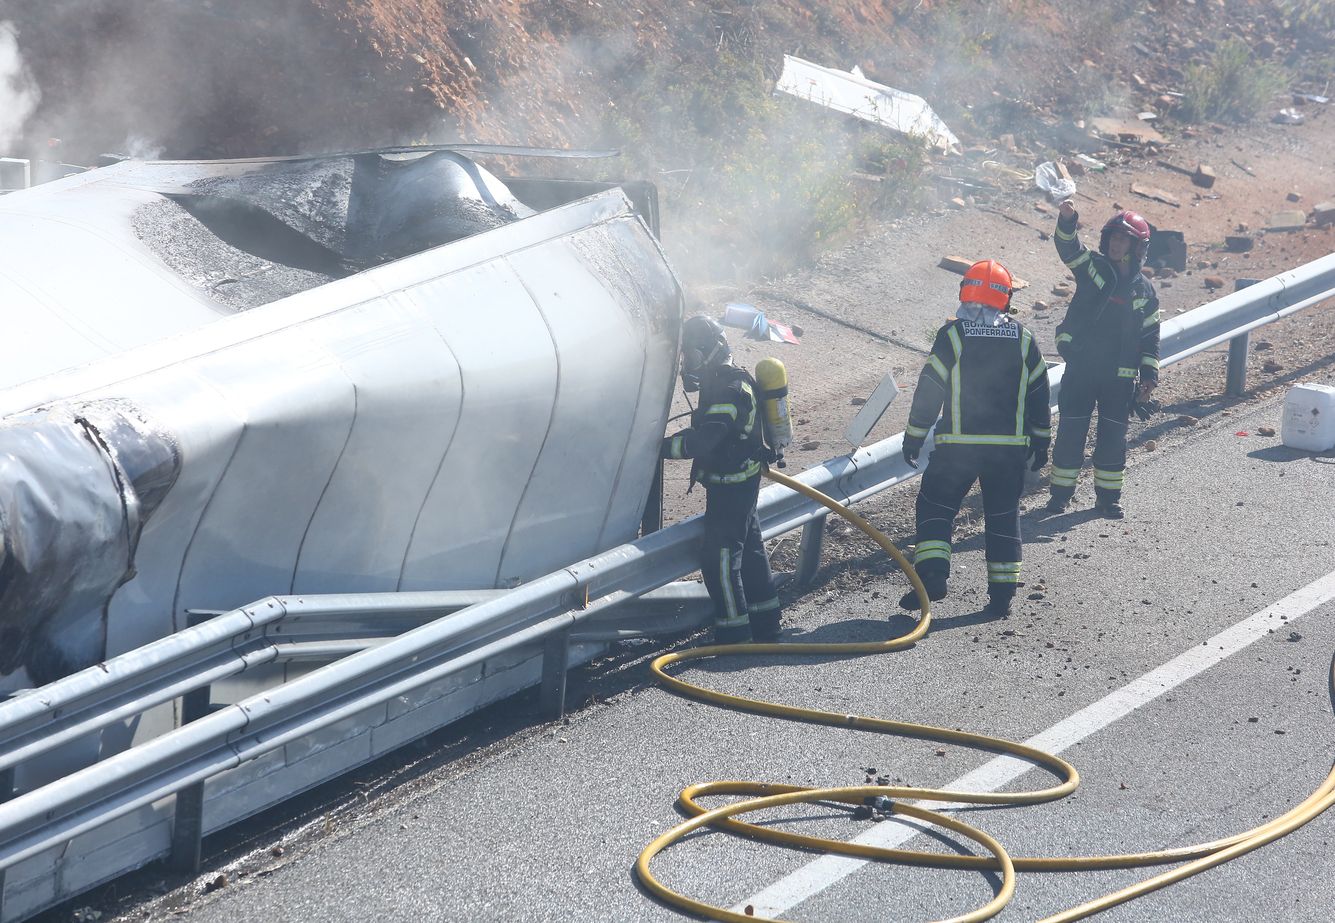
[899,260,1051,618]
[662,315,782,644]
[1046,200,1161,518]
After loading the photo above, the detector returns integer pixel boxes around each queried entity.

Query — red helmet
[959,259,1013,310]
[1100,210,1151,261]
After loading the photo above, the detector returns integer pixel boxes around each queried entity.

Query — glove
[1028,438,1049,472]
[902,434,924,469]
[1130,398,1159,421]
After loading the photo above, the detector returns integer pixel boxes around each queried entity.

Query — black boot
[1045,487,1074,513]
[750,610,782,643]
[1095,489,1124,519]
[899,577,948,612]
[984,585,1015,617]
[712,622,751,645]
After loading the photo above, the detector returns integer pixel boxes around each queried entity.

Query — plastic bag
[1034,161,1077,200]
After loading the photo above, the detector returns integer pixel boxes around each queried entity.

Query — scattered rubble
[1090,117,1166,146]
[1266,210,1307,232]
[1131,182,1180,208]
[1158,159,1216,188]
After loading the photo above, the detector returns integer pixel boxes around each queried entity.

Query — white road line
[736,568,1335,918]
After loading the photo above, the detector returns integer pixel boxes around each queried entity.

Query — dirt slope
[6,2,1320,159]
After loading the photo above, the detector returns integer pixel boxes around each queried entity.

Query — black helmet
[680,314,730,392]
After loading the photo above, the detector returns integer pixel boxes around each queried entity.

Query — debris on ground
[1311,203,1335,227]
[1074,153,1107,172]
[938,255,1028,289]
[1225,234,1255,252]
[1131,182,1180,208]
[1157,159,1216,188]
[1090,116,1166,146]
[1266,210,1308,231]
[1272,107,1305,125]
[1146,228,1187,272]
[721,303,801,343]
[774,54,959,153]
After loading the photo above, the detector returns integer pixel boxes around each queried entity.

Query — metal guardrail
[0,250,1332,916]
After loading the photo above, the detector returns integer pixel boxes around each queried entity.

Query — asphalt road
[174,389,1335,923]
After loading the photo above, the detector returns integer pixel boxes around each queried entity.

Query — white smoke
[0,21,39,150]
[120,133,164,160]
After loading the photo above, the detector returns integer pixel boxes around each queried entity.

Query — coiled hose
[635,466,1335,922]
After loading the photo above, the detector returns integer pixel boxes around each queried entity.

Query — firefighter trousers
[1050,366,1136,503]
[913,444,1026,600]
[701,475,781,643]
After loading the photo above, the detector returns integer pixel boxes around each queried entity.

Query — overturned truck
[0,148,682,918]
[0,148,680,691]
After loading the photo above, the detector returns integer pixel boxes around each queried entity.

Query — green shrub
[1179,38,1288,123]
[1279,0,1335,33]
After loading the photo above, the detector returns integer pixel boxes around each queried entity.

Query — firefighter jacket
[661,364,766,485]
[905,314,1051,449]
[1053,213,1161,386]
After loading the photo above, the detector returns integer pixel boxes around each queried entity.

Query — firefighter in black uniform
[662,315,782,644]
[900,260,1051,618]
[1047,199,1161,518]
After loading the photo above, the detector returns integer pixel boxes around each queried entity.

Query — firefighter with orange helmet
[899,260,1051,617]
[1046,200,1161,518]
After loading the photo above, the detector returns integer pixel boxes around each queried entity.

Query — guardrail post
[540,629,570,721]
[169,613,216,875]
[794,515,827,587]
[1225,278,1261,397]
[1226,331,1250,396]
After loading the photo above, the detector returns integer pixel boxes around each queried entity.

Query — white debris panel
[775,54,960,153]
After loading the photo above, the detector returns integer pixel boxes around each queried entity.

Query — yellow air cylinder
[755,357,792,461]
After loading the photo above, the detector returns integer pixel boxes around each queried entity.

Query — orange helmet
[960,259,1013,310]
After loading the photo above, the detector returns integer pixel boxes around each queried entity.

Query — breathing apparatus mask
[679,315,730,392]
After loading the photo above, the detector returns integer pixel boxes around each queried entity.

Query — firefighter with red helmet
[1046,200,1161,518]
[899,260,1051,617]
[662,315,782,644]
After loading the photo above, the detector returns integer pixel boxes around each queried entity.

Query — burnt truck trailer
[0,149,682,918]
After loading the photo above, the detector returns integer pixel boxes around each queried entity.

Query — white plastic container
[1281,382,1335,451]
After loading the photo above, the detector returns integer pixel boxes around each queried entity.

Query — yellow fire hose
[635,466,1335,922]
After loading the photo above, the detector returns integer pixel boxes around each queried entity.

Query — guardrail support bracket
[1,765,13,917]
[168,680,211,874]
[795,515,827,587]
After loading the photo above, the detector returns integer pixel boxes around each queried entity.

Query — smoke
[0,21,39,151]
[119,133,164,161]
[1,2,446,164]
